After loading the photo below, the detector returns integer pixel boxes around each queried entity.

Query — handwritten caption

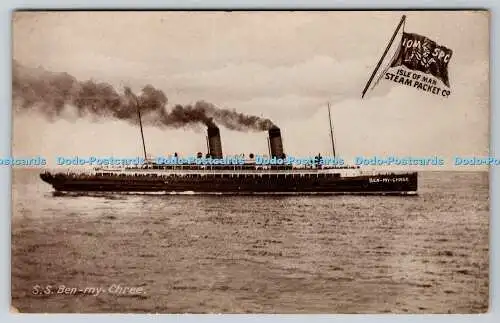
[32,284,145,297]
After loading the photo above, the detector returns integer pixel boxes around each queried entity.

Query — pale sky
[11,11,490,169]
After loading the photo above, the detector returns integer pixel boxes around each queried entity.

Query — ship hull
[40,172,418,195]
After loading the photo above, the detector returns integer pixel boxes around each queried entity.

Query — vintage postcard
[11,11,489,313]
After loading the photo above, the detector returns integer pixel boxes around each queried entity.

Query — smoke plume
[12,61,275,131]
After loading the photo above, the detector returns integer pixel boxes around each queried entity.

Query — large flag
[390,32,453,87]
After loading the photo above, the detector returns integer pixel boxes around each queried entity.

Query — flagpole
[361,15,406,98]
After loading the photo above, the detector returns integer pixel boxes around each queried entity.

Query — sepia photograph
[11,10,489,313]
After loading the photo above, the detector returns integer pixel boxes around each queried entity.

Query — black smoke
[12,61,275,131]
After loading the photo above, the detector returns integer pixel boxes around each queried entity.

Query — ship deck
[51,165,415,178]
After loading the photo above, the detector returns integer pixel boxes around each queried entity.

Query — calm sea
[11,169,489,313]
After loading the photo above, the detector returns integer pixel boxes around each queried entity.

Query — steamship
[40,104,418,195]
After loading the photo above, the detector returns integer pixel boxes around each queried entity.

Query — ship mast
[327,102,336,158]
[129,89,148,162]
[137,104,148,161]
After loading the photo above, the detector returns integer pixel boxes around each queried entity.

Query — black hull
[40,172,418,196]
